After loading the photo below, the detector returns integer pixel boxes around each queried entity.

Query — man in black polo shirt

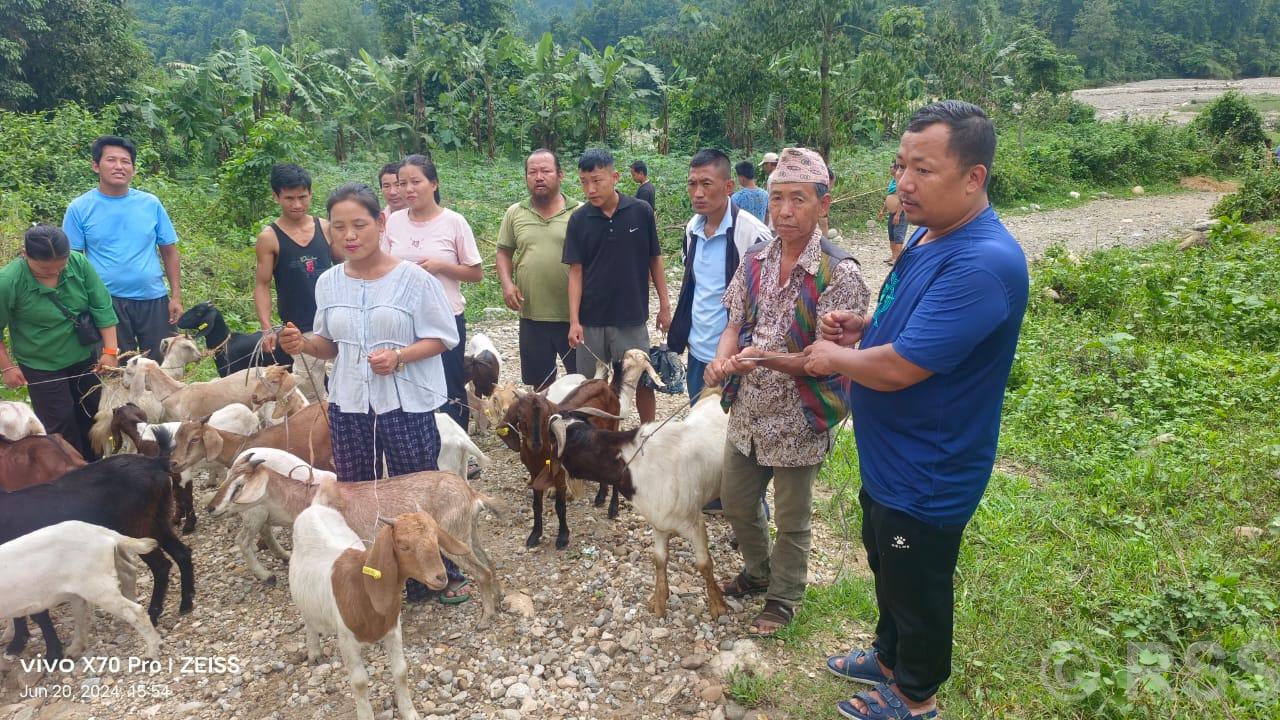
[565,149,671,423]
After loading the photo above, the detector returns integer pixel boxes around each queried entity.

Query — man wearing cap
[759,152,779,183]
[705,147,870,636]
[805,101,1028,720]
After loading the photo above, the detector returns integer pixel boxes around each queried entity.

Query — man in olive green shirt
[496,149,583,388]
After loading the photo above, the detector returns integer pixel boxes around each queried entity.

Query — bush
[1211,153,1280,221]
[217,114,317,227]
[0,104,119,225]
[1194,91,1268,167]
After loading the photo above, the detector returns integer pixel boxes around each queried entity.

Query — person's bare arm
[496,248,523,311]
[420,259,483,282]
[279,323,338,360]
[650,255,671,332]
[159,244,182,323]
[567,264,584,347]
[253,229,279,331]
[0,340,24,388]
[803,341,933,392]
[736,347,811,377]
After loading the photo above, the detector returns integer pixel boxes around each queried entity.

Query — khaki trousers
[721,439,820,608]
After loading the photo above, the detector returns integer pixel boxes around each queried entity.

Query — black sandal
[720,572,769,598]
[748,599,794,636]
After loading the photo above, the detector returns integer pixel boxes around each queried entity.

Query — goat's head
[463,350,501,398]
[160,335,203,369]
[250,365,297,406]
[364,512,470,614]
[498,391,556,454]
[171,416,222,472]
[175,302,220,337]
[621,348,664,389]
[207,453,269,514]
[109,403,150,453]
[122,356,160,394]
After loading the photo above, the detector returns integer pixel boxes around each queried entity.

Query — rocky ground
[1072,76,1280,124]
[0,189,1226,720]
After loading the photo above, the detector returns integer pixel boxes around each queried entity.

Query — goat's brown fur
[171,401,333,473]
[0,434,86,492]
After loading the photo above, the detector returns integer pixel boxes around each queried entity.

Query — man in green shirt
[496,149,583,389]
[0,225,119,459]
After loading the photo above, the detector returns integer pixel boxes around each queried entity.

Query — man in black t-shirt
[630,160,656,211]
[565,149,671,423]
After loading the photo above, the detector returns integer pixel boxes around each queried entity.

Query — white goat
[290,353,329,403]
[435,412,488,480]
[545,373,587,403]
[0,400,45,440]
[548,392,730,619]
[258,388,309,427]
[158,335,203,379]
[136,360,276,421]
[0,521,162,661]
[209,449,502,627]
[290,480,468,720]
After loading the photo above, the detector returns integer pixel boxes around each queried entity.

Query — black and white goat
[176,302,291,376]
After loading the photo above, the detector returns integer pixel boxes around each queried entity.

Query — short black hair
[378,161,403,182]
[91,135,136,164]
[629,160,648,175]
[526,148,561,173]
[735,161,756,180]
[577,149,615,173]
[905,100,996,187]
[401,154,442,204]
[690,149,731,179]
[270,163,312,193]
[24,224,70,261]
[326,182,381,219]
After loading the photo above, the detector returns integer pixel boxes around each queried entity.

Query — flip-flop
[836,683,938,720]
[720,572,769,598]
[747,599,794,636]
[438,577,473,605]
[826,648,892,685]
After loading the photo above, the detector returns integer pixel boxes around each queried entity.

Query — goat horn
[377,515,397,527]
[571,407,625,421]
[644,361,666,388]
[248,457,267,469]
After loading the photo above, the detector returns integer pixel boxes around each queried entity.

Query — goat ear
[644,361,666,388]
[233,471,269,504]
[110,427,124,453]
[435,525,470,559]
[202,427,223,457]
[549,416,568,459]
[364,524,400,617]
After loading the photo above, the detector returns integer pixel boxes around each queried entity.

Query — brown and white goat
[290,479,468,720]
[498,374,624,549]
[208,449,501,628]
[0,434,86,492]
[111,403,199,533]
[168,401,334,478]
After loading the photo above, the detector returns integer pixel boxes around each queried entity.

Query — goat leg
[526,488,545,548]
[236,512,278,583]
[592,482,608,507]
[172,474,196,534]
[384,625,421,720]
[66,597,89,658]
[607,482,621,520]
[31,612,63,661]
[5,616,31,658]
[337,632,376,720]
[303,623,321,664]
[554,485,570,550]
[158,531,195,615]
[260,525,291,561]
[690,520,729,619]
[138,548,172,625]
[649,530,672,617]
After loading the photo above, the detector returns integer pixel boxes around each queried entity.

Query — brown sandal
[720,572,769,598]
[748,599,794,636]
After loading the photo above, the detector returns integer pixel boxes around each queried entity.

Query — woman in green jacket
[0,225,119,459]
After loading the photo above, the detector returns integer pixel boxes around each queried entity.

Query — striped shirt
[313,262,459,414]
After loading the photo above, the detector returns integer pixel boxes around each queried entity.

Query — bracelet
[101,347,119,356]
[1,366,16,373]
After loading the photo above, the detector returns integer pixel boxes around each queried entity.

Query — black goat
[176,302,290,377]
[1,427,195,661]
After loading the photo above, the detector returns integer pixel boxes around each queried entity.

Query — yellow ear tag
[197,322,208,330]
[496,427,509,437]
[545,459,551,465]
[361,566,382,580]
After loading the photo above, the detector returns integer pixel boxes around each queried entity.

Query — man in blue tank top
[803,101,1029,720]
[255,163,342,355]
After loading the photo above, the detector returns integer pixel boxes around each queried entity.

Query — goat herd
[0,307,739,719]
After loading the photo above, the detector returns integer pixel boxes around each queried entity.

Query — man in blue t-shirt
[730,161,770,224]
[62,136,182,361]
[803,101,1029,720]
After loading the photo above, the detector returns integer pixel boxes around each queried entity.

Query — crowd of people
[0,100,1030,720]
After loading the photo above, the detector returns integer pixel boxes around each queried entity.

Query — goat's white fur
[0,400,45,440]
[128,403,260,489]
[0,521,162,661]
[158,336,202,379]
[435,412,488,479]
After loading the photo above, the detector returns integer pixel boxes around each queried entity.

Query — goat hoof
[525,534,541,549]
[181,521,196,535]
[554,535,570,550]
[264,575,278,586]
[607,507,620,520]
[179,602,194,615]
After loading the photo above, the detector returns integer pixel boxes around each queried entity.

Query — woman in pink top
[383,154,483,429]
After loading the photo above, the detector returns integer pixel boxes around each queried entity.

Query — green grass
[747,219,1280,719]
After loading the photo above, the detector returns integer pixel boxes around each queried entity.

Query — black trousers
[518,318,577,388]
[112,296,174,362]
[21,357,102,461]
[439,313,469,430]
[860,488,966,702]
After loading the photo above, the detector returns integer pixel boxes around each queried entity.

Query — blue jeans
[687,355,708,402]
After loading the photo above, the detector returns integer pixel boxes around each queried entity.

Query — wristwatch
[394,348,405,371]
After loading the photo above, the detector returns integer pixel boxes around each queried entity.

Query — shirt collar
[693,201,734,241]
[519,193,579,219]
[585,191,634,218]
[765,228,824,276]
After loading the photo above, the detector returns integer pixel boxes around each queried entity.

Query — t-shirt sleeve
[62,201,85,251]
[414,272,461,350]
[312,276,332,341]
[645,204,660,258]
[562,214,583,265]
[154,199,178,246]
[453,214,482,267]
[723,260,749,325]
[892,264,1011,375]
[496,205,517,252]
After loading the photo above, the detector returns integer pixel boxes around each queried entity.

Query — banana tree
[517,33,575,151]
[573,38,661,145]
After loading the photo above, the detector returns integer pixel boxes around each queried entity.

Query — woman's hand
[417,257,439,275]
[278,323,307,356]
[368,349,398,376]
[95,353,119,374]
[1,366,26,389]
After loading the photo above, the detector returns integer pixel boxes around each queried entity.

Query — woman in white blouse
[279,182,472,603]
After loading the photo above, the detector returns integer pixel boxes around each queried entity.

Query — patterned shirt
[721,231,870,466]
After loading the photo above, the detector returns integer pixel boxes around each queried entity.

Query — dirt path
[0,189,1229,720]
[1072,76,1280,124]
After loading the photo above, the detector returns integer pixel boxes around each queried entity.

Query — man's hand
[168,297,183,325]
[1,366,26,389]
[568,323,584,349]
[368,349,398,376]
[260,328,278,354]
[819,310,866,347]
[502,282,524,312]
[803,340,847,376]
[656,306,672,333]
[278,322,306,356]
[94,353,119,375]
[727,346,766,374]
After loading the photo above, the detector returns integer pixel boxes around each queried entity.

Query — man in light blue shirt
[62,136,182,361]
[731,161,770,223]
